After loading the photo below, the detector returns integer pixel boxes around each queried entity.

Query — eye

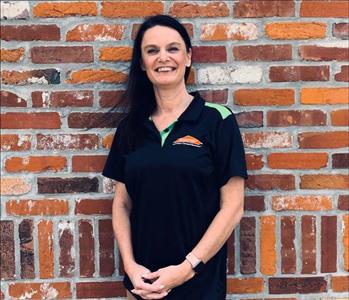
[168,47,179,52]
[146,48,158,54]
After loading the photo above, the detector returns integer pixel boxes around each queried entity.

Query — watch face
[193,261,205,274]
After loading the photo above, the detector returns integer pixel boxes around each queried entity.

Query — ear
[186,48,192,67]
[140,59,146,71]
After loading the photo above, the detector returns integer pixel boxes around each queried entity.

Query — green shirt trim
[204,102,231,120]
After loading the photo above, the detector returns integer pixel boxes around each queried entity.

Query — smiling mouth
[155,67,177,72]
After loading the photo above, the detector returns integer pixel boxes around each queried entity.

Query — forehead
[142,25,185,46]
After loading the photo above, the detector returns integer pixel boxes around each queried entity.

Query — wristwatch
[185,252,205,274]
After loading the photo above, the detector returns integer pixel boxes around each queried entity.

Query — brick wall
[0,1,348,299]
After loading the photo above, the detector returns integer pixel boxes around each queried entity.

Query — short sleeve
[102,122,127,183]
[214,113,248,188]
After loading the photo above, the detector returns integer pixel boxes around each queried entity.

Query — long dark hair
[109,14,193,151]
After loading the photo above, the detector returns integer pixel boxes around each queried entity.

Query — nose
[158,49,169,62]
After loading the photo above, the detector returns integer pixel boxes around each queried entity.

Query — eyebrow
[143,42,182,49]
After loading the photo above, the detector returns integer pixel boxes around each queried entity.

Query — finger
[134,281,164,292]
[143,291,168,299]
[142,271,160,280]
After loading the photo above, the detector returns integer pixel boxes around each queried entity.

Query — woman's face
[140,25,191,89]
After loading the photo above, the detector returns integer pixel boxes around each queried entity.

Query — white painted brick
[1,1,29,20]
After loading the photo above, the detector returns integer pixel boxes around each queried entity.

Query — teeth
[156,67,175,72]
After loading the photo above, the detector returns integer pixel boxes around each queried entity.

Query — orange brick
[169,2,229,17]
[227,277,264,293]
[301,87,349,104]
[260,216,276,275]
[66,69,127,84]
[0,48,25,62]
[8,282,71,299]
[265,22,326,39]
[272,195,332,211]
[246,154,264,170]
[268,153,328,169]
[332,109,349,126]
[38,220,54,278]
[101,1,163,18]
[332,275,349,292]
[1,177,31,195]
[72,155,107,172]
[299,131,349,149]
[234,89,294,106]
[201,23,258,41]
[301,1,349,18]
[33,2,96,17]
[343,215,349,271]
[102,133,114,149]
[99,47,132,62]
[301,174,349,189]
[6,199,68,216]
[5,156,66,172]
[187,67,196,85]
[66,24,124,42]
[1,112,61,129]
[1,134,31,151]
[243,132,293,148]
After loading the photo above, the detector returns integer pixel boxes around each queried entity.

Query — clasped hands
[128,261,195,299]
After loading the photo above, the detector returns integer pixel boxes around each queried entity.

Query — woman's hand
[127,262,167,299]
[133,260,195,299]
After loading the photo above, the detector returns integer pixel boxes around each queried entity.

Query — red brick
[169,2,229,17]
[301,174,349,190]
[1,91,26,107]
[0,25,60,41]
[75,199,112,215]
[247,175,295,190]
[38,177,99,194]
[236,111,263,128]
[240,217,256,274]
[302,216,316,274]
[269,66,329,82]
[1,112,61,129]
[338,195,349,211]
[99,47,132,62]
[1,69,60,85]
[260,215,276,275]
[281,216,296,274]
[5,156,66,173]
[32,90,93,108]
[101,1,163,17]
[0,221,15,279]
[72,155,107,172]
[76,281,125,298]
[333,153,349,169]
[0,47,25,62]
[298,131,349,148]
[321,216,337,273]
[268,153,328,169]
[36,134,98,150]
[79,220,95,277]
[244,195,265,211]
[299,45,349,61]
[33,2,97,17]
[66,69,127,84]
[335,65,349,82]
[131,23,194,40]
[99,90,125,107]
[333,23,349,39]
[235,89,294,106]
[59,221,75,277]
[269,277,327,294]
[8,282,71,299]
[301,87,349,104]
[301,1,349,18]
[6,199,68,216]
[192,46,227,63]
[343,215,349,271]
[272,195,332,211]
[99,219,115,276]
[38,220,54,279]
[243,132,293,148]
[233,44,292,61]
[68,112,120,128]
[31,46,93,64]
[246,153,263,170]
[265,22,326,39]
[199,89,228,104]
[233,0,294,17]
[19,219,34,279]
[267,110,326,126]
[66,24,124,42]
[227,232,235,274]
[332,276,349,292]
[1,134,31,152]
[227,277,264,293]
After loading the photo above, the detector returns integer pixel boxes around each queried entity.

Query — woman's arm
[140,176,245,294]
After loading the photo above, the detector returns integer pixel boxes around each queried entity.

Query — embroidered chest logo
[173,135,203,148]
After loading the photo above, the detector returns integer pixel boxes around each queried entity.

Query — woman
[102,15,248,300]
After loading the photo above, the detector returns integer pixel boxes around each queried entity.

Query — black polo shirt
[102,91,248,300]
